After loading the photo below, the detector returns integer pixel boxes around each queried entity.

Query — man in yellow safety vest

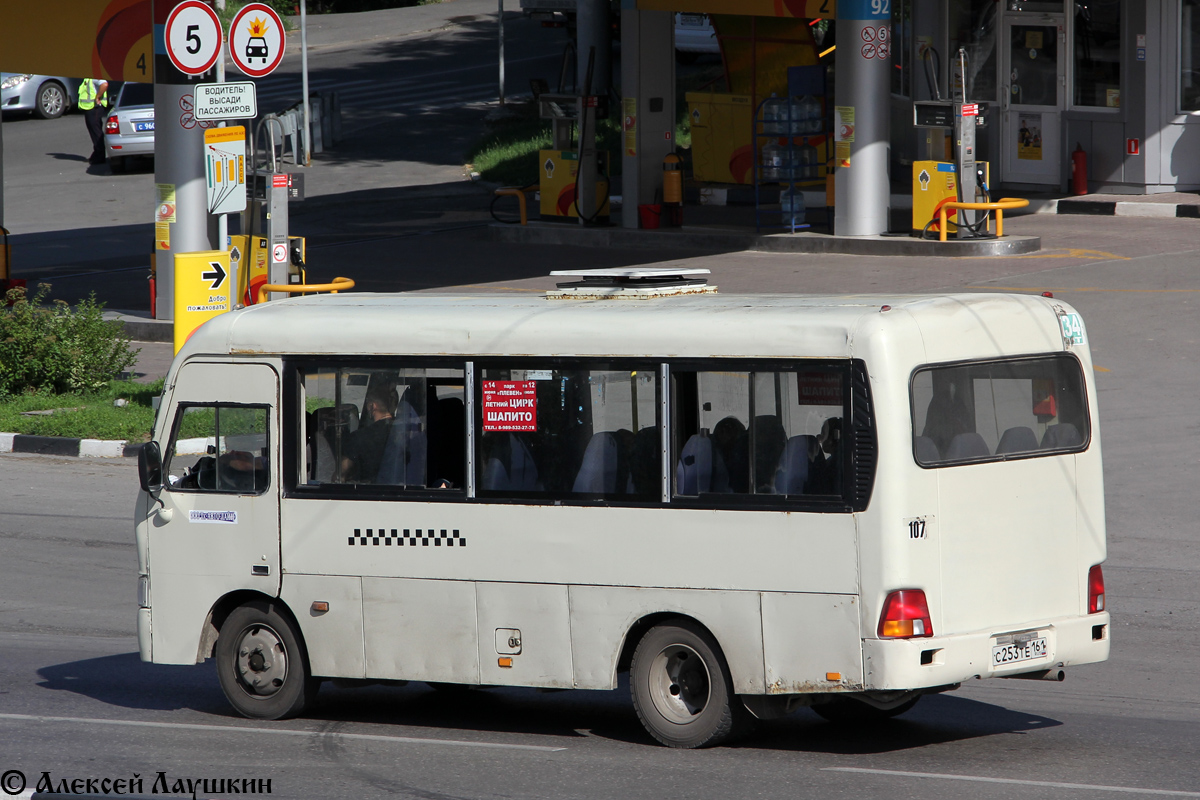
[79,77,109,166]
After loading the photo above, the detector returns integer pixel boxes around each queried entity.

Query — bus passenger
[341,385,398,482]
[808,417,842,495]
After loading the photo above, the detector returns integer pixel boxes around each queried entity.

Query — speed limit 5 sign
[165,1,223,76]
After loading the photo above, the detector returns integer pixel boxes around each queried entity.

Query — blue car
[0,73,83,119]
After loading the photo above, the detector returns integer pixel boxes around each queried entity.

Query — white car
[0,73,81,119]
[104,82,154,173]
[675,13,720,62]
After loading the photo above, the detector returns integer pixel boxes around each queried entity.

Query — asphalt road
[2,222,1200,798]
[3,3,1200,798]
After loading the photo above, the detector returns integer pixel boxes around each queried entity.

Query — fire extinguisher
[1071,143,1088,196]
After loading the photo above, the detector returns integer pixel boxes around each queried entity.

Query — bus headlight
[138,574,150,609]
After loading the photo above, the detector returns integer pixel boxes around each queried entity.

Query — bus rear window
[911,355,1089,466]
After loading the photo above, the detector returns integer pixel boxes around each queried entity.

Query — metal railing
[257,276,355,305]
[938,197,1030,242]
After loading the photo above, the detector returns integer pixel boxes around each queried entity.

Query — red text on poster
[482,381,538,431]
[796,372,843,405]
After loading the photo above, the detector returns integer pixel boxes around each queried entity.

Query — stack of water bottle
[761,93,825,227]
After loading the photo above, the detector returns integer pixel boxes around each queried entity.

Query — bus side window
[477,365,659,501]
[165,405,270,494]
[298,365,465,491]
[672,367,846,500]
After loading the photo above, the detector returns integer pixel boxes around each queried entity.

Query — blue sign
[839,0,891,19]
[1136,47,1147,62]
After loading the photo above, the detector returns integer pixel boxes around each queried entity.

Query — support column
[620,8,674,229]
[153,0,214,321]
[834,0,891,236]
[577,0,611,97]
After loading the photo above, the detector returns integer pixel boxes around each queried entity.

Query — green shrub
[0,284,140,398]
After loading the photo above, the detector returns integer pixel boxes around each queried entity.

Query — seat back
[676,433,730,495]
[997,426,1039,455]
[913,435,941,463]
[1041,422,1082,449]
[945,431,991,460]
[482,433,541,491]
[573,432,620,494]
[775,434,816,494]
[376,401,427,486]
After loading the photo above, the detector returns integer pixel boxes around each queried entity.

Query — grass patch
[465,98,695,187]
[0,380,162,441]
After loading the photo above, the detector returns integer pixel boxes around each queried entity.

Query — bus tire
[216,601,317,720]
[812,694,920,724]
[630,621,746,748]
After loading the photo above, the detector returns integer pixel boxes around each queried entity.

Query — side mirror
[139,441,163,496]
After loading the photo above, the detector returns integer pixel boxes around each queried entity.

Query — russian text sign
[195,82,258,120]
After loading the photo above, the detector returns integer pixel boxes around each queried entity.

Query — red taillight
[105,115,119,134]
[878,589,933,638]
[1088,564,1105,613]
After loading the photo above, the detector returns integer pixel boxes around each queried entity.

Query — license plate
[135,121,155,132]
[680,13,706,26]
[992,636,1048,667]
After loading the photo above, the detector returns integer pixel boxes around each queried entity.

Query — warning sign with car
[229,3,286,77]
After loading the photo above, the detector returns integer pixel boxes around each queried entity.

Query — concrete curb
[492,223,1042,257]
[1056,199,1200,217]
[0,433,142,458]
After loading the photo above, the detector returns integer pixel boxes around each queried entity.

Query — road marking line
[965,286,1200,293]
[824,768,1200,797]
[0,713,564,753]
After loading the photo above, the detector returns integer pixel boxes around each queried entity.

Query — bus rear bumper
[862,612,1110,691]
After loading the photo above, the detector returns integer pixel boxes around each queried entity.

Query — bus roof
[177,292,1073,363]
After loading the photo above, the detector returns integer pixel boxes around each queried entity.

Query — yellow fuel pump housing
[538,150,610,221]
[912,160,989,235]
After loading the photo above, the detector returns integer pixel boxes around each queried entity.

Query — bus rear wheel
[630,621,746,748]
[216,601,317,720]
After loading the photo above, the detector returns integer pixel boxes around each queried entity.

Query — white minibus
[135,272,1109,748]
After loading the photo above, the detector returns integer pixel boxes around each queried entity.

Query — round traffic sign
[229,3,286,78]
[272,243,288,263]
[164,1,223,76]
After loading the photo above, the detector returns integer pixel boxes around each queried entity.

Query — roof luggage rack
[546,268,716,300]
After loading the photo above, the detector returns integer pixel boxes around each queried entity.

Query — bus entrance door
[148,362,282,665]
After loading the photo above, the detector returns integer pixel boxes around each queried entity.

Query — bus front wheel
[630,621,748,748]
[216,601,318,720]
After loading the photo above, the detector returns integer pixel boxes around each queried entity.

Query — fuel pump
[535,48,610,224]
[238,118,306,303]
[912,49,990,239]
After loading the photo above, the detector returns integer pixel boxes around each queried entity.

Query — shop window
[1183,0,1200,110]
[1073,0,1121,108]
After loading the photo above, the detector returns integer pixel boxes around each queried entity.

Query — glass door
[1001,15,1065,185]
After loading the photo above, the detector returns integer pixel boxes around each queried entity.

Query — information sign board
[194,82,258,120]
[204,126,247,215]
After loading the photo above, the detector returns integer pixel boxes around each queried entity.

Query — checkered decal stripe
[349,529,466,547]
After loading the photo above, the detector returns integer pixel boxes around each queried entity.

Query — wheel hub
[234,624,288,697]
[648,644,711,724]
